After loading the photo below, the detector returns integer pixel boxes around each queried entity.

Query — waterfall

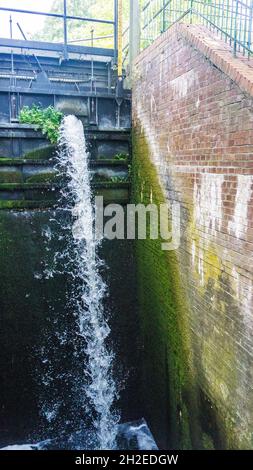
[58,115,119,449]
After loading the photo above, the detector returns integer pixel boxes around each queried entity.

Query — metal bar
[238,0,252,9]
[16,22,43,72]
[190,0,193,24]
[0,6,114,25]
[63,0,68,60]
[234,0,239,56]
[9,15,14,77]
[162,0,166,32]
[0,38,115,57]
[225,0,229,43]
[229,0,234,46]
[114,0,118,63]
[90,29,94,92]
[248,1,253,57]
[0,85,127,99]
[9,15,13,38]
[142,1,173,31]
[118,0,123,76]
[68,35,114,44]
[190,7,252,53]
[129,0,140,77]
[243,0,247,55]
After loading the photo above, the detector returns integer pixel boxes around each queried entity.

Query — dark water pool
[0,210,143,449]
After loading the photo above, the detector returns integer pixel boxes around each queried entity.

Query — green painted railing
[123,0,253,68]
[142,0,253,56]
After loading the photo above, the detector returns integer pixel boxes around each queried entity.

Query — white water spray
[58,115,119,449]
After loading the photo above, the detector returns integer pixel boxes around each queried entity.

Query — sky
[0,0,54,38]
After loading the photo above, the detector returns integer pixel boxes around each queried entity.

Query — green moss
[180,403,193,450]
[94,159,128,166]
[26,172,57,184]
[0,200,55,209]
[94,187,129,204]
[93,175,129,183]
[0,183,57,190]
[96,153,129,162]
[132,127,200,449]
[132,126,244,450]
[0,183,22,190]
[0,158,24,165]
[0,171,23,183]
[22,146,56,160]
[202,433,215,450]
[93,181,129,189]
[113,153,129,161]
[0,157,16,163]
[0,200,23,209]
[108,176,129,183]
[200,273,240,448]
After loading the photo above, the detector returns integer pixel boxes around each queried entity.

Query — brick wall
[132,24,253,449]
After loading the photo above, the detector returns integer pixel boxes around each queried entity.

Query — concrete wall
[132,24,253,449]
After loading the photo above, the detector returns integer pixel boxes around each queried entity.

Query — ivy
[19,105,63,144]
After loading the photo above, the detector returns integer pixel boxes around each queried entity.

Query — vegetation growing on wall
[19,106,63,144]
[132,127,201,450]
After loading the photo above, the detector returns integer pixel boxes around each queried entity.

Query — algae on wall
[131,128,200,449]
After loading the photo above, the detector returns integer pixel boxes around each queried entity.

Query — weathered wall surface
[132,24,253,449]
[0,210,139,445]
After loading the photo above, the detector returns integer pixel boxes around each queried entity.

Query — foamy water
[57,115,119,449]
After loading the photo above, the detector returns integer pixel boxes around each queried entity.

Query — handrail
[121,0,253,75]
[0,6,114,24]
[0,2,117,61]
[0,37,115,57]
[140,0,253,58]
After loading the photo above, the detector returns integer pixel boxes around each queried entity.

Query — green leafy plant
[19,105,63,144]
[113,153,129,161]
[110,175,129,183]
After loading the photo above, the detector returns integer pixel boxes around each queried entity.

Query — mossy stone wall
[132,25,253,449]
[132,131,199,449]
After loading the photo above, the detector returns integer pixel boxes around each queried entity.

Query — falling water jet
[57,115,119,450]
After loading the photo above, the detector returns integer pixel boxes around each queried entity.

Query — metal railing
[141,0,253,57]
[0,0,119,61]
[123,25,130,66]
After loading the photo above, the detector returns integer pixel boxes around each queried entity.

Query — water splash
[57,115,119,449]
[1,420,158,451]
